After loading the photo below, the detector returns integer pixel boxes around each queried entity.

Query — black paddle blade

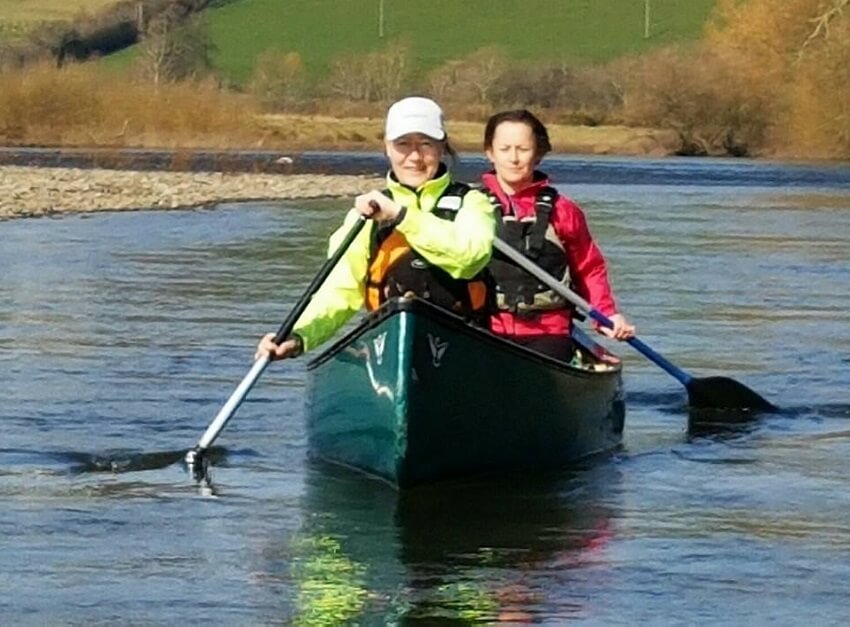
[68,449,186,474]
[685,376,776,412]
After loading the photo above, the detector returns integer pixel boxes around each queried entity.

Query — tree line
[250,0,850,158]
[240,0,850,158]
[1,0,848,158]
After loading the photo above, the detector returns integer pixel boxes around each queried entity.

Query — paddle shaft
[187,215,368,460]
[492,237,693,385]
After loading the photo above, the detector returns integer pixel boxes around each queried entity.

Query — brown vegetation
[243,0,850,158]
[620,0,850,157]
[1,0,849,159]
[324,40,414,104]
[0,61,675,155]
[134,12,213,84]
[616,46,772,156]
[0,63,259,148]
[250,50,308,109]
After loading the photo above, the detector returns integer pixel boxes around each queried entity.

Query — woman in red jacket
[482,109,635,360]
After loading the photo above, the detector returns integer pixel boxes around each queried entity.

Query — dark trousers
[510,335,575,362]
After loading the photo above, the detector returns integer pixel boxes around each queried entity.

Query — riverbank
[0,115,682,220]
[0,166,383,220]
[0,116,683,158]
[256,115,682,156]
[0,121,677,220]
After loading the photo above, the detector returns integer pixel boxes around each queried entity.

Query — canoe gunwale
[306,296,622,378]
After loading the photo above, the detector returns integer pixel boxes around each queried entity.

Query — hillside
[99,0,715,83]
[2,1,715,81]
[0,0,121,41]
[0,0,119,22]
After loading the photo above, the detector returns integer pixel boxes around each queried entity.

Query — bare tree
[138,13,172,85]
[326,55,371,100]
[136,12,213,85]
[369,41,410,102]
[425,47,507,105]
[799,0,850,58]
[326,40,411,102]
[250,50,308,109]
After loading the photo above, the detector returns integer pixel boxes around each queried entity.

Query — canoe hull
[306,298,624,488]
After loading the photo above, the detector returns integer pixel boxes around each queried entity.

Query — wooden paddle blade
[686,376,776,412]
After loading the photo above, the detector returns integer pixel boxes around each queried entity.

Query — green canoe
[305,297,625,488]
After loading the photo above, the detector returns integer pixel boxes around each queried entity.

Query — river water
[2,154,849,624]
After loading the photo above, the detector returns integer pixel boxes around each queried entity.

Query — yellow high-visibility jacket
[293,168,496,352]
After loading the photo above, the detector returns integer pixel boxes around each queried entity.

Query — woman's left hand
[354,190,402,222]
[598,313,636,341]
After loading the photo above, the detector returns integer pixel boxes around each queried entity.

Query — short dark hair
[444,138,458,162]
[483,109,552,159]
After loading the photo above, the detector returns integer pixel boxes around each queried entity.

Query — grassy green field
[0,0,121,41]
[208,0,715,82]
[207,0,716,82]
[4,0,716,84]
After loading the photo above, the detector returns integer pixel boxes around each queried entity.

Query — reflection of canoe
[306,297,625,488]
[283,464,620,623]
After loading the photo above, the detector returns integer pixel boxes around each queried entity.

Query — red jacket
[481,171,618,337]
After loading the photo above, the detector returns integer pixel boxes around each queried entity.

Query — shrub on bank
[0,62,261,148]
[698,0,850,158]
[617,46,772,156]
[250,50,308,110]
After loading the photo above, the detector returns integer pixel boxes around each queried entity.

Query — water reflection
[687,402,850,441]
[685,405,765,438]
[275,463,622,624]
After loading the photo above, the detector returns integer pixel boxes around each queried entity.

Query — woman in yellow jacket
[256,97,496,360]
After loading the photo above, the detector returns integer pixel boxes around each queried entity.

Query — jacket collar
[387,163,450,197]
[387,163,450,194]
[481,170,551,213]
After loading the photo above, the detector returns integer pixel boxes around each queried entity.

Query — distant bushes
[785,25,850,157]
[616,46,772,156]
[133,13,214,84]
[0,63,260,148]
[249,50,308,109]
[492,62,622,126]
[325,40,413,104]
[243,0,850,158]
[2,0,849,158]
[621,0,850,157]
[425,47,509,107]
[250,41,624,128]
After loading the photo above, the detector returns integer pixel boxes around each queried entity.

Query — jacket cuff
[390,205,407,228]
[291,332,305,356]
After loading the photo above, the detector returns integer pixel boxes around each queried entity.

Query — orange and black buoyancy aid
[365,181,488,317]
[486,186,572,316]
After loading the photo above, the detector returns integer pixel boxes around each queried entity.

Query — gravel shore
[0,166,384,220]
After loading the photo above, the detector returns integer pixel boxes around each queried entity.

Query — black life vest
[366,181,488,317]
[485,185,572,316]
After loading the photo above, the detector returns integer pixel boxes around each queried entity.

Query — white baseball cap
[384,96,446,141]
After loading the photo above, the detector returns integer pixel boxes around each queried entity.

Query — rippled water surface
[2,155,849,623]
